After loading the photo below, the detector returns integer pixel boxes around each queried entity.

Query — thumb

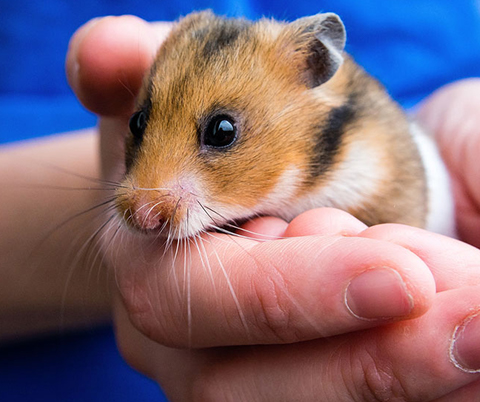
[66,15,170,117]
[417,78,480,247]
[65,16,172,181]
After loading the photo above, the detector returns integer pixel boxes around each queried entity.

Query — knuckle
[348,346,415,402]
[250,264,302,344]
[122,289,188,348]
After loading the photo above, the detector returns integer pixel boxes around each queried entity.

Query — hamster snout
[115,11,430,239]
[117,174,217,238]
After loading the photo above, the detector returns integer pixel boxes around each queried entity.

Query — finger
[113,292,201,402]
[189,285,480,402]
[237,208,366,241]
[109,231,435,348]
[360,224,480,291]
[434,379,480,402]
[66,16,171,117]
[283,207,367,237]
[237,216,289,240]
[417,78,480,247]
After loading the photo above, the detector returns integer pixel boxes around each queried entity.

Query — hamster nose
[118,177,201,237]
[131,203,168,231]
[128,192,174,232]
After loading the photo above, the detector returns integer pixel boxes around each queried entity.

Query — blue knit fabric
[2,0,480,143]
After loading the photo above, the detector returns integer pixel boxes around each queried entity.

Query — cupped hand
[111,216,480,401]
[417,78,480,248]
[67,15,480,401]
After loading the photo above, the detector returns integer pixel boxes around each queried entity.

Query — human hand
[114,218,480,401]
[67,16,480,401]
[418,79,480,248]
[109,210,480,401]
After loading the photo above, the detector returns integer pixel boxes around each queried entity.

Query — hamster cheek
[253,165,304,216]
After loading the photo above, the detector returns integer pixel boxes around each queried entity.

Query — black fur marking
[125,97,152,173]
[310,97,357,177]
[200,20,250,59]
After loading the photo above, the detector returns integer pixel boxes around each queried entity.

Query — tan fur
[117,11,427,237]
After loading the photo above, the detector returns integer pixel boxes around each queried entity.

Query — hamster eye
[204,115,237,148]
[129,110,147,139]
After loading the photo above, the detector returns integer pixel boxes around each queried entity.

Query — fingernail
[450,312,480,373]
[345,268,413,320]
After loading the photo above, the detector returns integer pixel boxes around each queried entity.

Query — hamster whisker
[207,225,262,241]
[132,186,173,192]
[206,226,324,340]
[84,215,120,291]
[117,75,136,99]
[153,217,170,243]
[193,232,217,295]
[168,225,183,299]
[216,223,285,241]
[185,228,193,347]
[7,184,121,192]
[143,200,166,228]
[134,199,159,215]
[154,218,173,256]
[182,233,188,300]
[95,216,124,286]
[31,160,127,188]
[76,214,117,274]
[108,219,126,292]
[128,200,163,231]
[197,201,262,241]
[124,207,136,228]
[164,198,182,249]
[210,241,250,340]
[196,201,221,227]
[60,213,117,329]
[149,217,174,268]
[200,204,286,241]
[30,196,119,261]
[163,204,178,251]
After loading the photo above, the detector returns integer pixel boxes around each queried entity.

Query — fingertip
[358,225,437,316]
[239,216,288,240]
[283,208,367,238]
[359,223,418,241]
[66,17,101,89]
[67,15,165,117]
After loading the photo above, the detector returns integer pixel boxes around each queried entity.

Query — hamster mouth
[123,204,260,241]
[125,216,249,240]
[211,217,250,235]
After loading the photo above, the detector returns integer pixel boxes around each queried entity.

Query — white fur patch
[310,139,383,212]
[254,140,383,222]
[410,122,457,237]
[254,166,303,219]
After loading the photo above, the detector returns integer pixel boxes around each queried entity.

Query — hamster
[116,11,456,240]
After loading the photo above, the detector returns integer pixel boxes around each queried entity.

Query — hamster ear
[287,13,346,87]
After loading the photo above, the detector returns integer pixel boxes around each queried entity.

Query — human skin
[0,14,479,401]
[0,130,111,341]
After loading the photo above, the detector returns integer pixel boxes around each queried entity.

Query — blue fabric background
[2,0,480,143]
[1,1,480,401]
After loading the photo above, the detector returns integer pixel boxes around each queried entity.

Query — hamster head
[116,11,349,239]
